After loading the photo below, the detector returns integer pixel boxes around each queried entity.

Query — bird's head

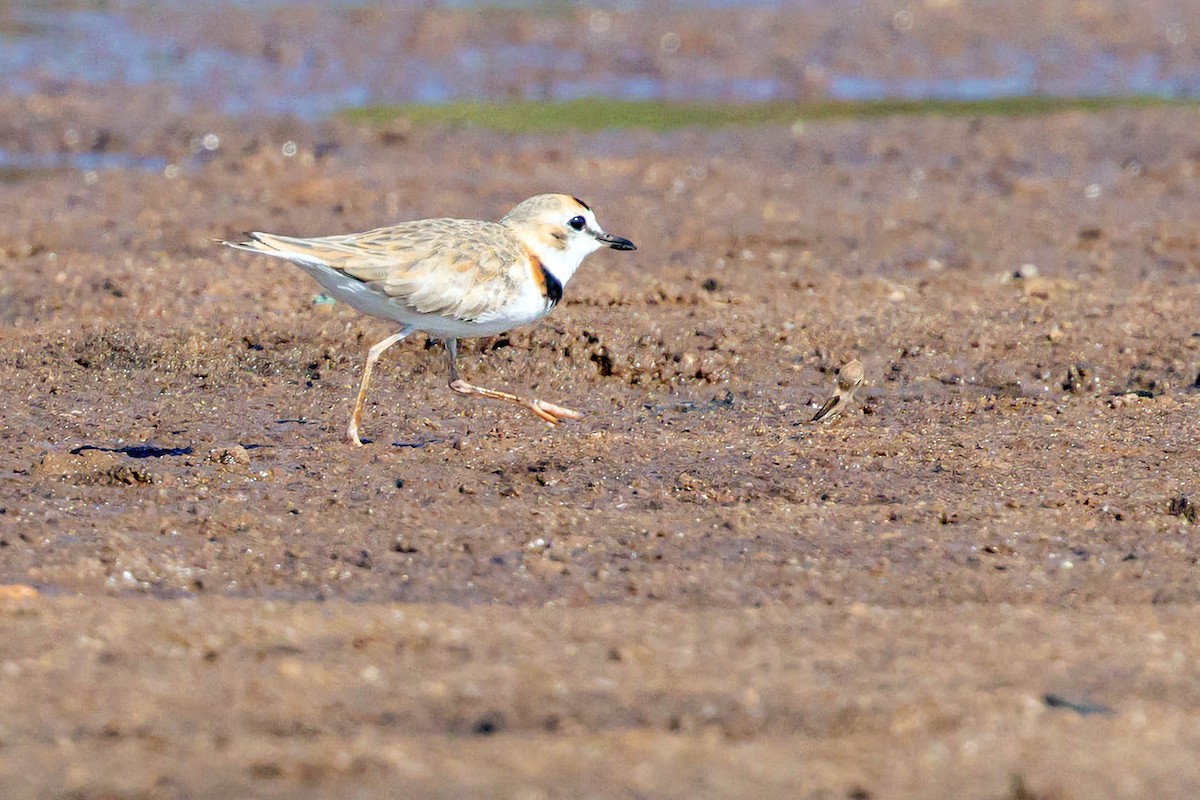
[501,194,636,287]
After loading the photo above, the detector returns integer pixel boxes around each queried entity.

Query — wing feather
[234,219,528,323]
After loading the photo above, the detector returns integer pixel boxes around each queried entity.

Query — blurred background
[2,0,1199,149]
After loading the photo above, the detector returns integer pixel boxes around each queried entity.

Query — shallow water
[3,0,1198,119]
[0,147,169,174]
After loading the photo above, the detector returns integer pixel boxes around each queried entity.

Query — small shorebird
[224,194,636,445]
[811,359,864,424]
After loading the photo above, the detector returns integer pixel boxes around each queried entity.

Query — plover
[811,359,864,423]
[224,193,636,445]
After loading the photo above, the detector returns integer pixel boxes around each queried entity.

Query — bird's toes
[534,399,583,423]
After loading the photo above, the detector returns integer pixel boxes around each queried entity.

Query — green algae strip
[344,96,1188,133]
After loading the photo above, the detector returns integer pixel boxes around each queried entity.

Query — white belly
[295,261,552,339]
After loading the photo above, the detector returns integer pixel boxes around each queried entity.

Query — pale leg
[444,338,582,425]
[346,327,414,446]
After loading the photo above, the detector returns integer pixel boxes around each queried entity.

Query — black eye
[568,216,586,231]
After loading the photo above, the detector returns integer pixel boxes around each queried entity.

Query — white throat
[522,233,601,288]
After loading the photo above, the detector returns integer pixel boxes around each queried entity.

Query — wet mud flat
[1,98,1200,796]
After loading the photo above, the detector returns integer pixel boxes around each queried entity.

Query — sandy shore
[2,2,1200,797]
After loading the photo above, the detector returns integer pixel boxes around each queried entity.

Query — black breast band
[541,263,563,306]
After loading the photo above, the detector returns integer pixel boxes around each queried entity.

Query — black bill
[596,231,637,251]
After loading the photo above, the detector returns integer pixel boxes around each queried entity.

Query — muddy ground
[3,14,1200,799]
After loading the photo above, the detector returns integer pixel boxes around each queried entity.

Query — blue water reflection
[1,1,1197,119]
[0,148,169,173]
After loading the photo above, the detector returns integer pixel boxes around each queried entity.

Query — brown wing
[244,219,527,323]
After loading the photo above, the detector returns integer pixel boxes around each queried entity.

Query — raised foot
[530,399,584,425]
[448,378,582,426]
